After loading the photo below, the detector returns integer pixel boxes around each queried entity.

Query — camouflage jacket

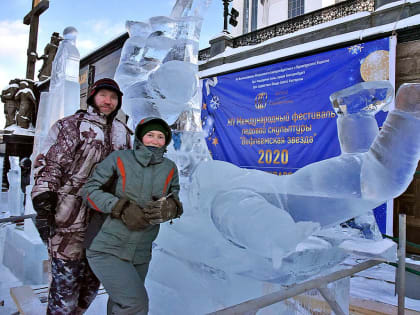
[32,106,132,237]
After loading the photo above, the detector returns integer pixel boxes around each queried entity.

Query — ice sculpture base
[2,225,48,285]
[146,244,351,314]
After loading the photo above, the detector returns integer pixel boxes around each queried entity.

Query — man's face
[94,89,118,116]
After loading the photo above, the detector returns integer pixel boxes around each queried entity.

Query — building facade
[231,0,348,36]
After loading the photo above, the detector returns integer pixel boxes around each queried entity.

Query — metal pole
[0,214,36,224]
[397,213,406,315]
[223,0,230,33]
[208,260,381,314]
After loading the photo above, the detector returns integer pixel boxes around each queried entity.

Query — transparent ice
[47,26,80,121]
[7,156,23,217]
[4,27,82,285]
[110,0,420,312]
[146,81,420,313]
[114,0,209,129]
[32,26,81,163]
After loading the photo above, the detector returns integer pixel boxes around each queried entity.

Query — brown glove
[121,201,150,230]
[144,197,183,225]
[111,198,149,230]
[111,198,129,218]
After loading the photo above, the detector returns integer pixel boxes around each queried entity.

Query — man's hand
[143,197,182,225]
[32,191,58,243]
[34,209,54,243]
[32,191,58,213]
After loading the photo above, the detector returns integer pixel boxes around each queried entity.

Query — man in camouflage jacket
[31,78,132,315]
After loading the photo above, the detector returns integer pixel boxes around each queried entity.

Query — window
[243,0,250,34]
[288,0,304,19]
[251,0,258,31]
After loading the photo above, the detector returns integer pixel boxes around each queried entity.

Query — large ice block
[2,225,48,285]
[7,157,23,217]
[31,26,81,163]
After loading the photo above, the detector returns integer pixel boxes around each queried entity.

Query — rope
[391,0,407,37]
[381,234,420,276]
[385,262,420,277]
[382,234,420,251]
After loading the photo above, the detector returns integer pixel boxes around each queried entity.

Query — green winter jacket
[81,120,181,264]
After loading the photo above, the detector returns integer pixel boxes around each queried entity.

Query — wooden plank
[289,292,338,315]
[10,286,46,315]
[350,297,420,315]
[291,294,420,315]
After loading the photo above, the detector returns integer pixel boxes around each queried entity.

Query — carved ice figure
[114,21,152,92]
[144,82,420,313]
[110,0,420,312]
[48,26,80,119]
[32,26,80,162]
[114,0,210,129]
[7,156,24,216]
[186,81,420,265]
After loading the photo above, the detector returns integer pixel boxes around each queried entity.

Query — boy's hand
[143,197,182,224]
[121,201,150,230]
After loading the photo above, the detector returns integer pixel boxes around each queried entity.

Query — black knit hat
[139,122,169,139]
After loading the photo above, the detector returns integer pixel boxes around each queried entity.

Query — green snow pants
[86,249,150,315]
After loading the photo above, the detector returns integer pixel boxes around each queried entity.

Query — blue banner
[202,37,390,175]
[202,37,392,233]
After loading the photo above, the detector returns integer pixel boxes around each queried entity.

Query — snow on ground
[1,222,420,314]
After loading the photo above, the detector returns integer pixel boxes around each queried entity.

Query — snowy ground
[1,222,420,314]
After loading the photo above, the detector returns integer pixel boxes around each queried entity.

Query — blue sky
[0,0,223,94]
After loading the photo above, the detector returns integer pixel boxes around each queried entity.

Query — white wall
[269,0,289,26]
[232,0,349,36]
[306,0,323,13]
[232,0,246,36]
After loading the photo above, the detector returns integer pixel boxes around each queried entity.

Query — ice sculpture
[114,0,210,129]
[47,26,80,120]
[111,0,420,312]
[31,26,80,162]
[190,81,419,262]
[7,156,24,216]
[4,27,81,286]
[143,82,420,314]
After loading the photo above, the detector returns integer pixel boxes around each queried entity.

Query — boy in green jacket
[82,117,183,314]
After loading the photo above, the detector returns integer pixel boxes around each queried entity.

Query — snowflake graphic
[209,95,220,110]
[348,44,364,55]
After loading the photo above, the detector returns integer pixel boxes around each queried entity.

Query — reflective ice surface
[7,157,23,216]
[32,26,81,162]
[114,0,209,129]
[113,1,420,312]
[146,82,420,313]
[48,26,80,120]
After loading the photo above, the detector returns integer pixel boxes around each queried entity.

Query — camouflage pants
[47,257,100,315]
